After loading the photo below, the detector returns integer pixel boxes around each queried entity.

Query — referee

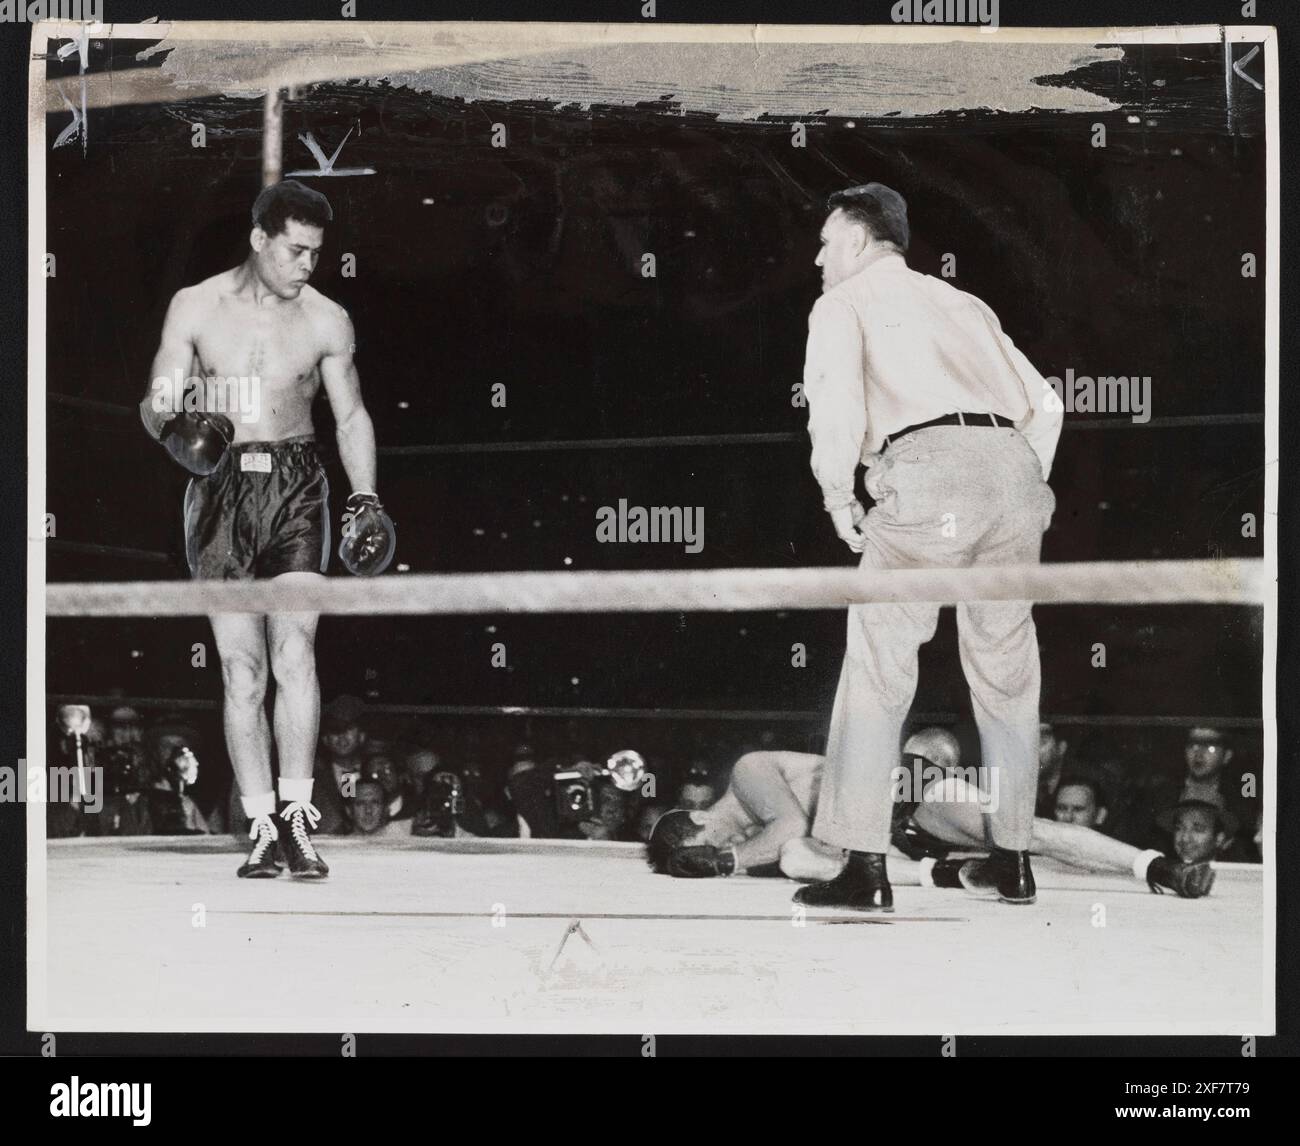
[795,183,1062,911]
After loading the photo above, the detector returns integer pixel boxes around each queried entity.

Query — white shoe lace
[246,813,279,864]
[280,801,321,860]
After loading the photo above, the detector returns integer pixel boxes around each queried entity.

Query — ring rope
[378,414,1266,453]
[46,391,1265,449]
[44,558,1266,618]
[44,694,1265,729]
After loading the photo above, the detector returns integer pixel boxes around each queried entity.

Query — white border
[1257,24,1279,1039]
[27,20,1279,1038]
[27,16,52,1035]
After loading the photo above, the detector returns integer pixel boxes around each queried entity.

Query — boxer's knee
[731,752,765,785]
[269,627,317,688]
[220,652,267,709]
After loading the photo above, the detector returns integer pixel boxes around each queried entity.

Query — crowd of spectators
[1036,722,1263,864]
[46,696,1264,865]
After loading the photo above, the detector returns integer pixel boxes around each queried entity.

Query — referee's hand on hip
[829,503,867,554]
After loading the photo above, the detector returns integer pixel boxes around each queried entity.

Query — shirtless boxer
[139,180,394,880]
[647,728,1213,901]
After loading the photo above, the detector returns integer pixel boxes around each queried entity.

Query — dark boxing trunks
[890,812,957,861]
[888,762,970,861]
[184,435,330,580]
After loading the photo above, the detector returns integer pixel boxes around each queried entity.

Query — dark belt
[227,435,320,459]
[881,411,1013,453]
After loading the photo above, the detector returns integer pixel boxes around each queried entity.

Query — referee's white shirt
[802,249,1063,512]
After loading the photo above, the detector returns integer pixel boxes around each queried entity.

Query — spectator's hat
[1156,791,1238,837]
[144,716,202,751]
[1186,725,1229,746]
[1054,766,1109,809]
[322,694,366,733]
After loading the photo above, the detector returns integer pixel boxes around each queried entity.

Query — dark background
[43,38,1265,755]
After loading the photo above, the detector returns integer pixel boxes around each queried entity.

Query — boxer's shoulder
[188,268,241,303]
[163,277,216,323]
[297,286,353,349]
[168,272,243,330]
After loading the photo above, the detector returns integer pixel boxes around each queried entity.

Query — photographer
[504,745,567,838]
[48,705,100,838]
[142,719,212,835]
[577,781,638,842]
[507,746,645,841]
[410,770,480,839]
[92,706,155,836]
[677,764,718,811]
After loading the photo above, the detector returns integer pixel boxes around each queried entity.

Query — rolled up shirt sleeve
[803,295,868,512]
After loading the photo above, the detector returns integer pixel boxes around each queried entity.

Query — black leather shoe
[1147,856,1214,898]
[236,814,283,879]
[278,802,330,879]
[929,858,966,889]
[958,848,1036,904]
[792,851,893,912]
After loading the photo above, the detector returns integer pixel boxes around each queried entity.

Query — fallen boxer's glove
[1146,855,1215,898]
[666,844,736,879]
[339,492,396,577]
[158,411,234,476]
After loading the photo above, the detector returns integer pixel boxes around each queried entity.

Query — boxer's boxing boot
[958,848,1036,904]
[278,801,330,879]
[237,813,283,879]
[792,850,892,912]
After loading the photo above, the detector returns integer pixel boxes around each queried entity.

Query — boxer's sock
[1131,848,1162,883]
[278,778,314,805]
[241,791,276,819]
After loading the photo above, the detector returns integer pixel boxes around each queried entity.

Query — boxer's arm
[320,310,378,495]
[694,790,753,848]
[140,288,198,439]
[727,752,816,872]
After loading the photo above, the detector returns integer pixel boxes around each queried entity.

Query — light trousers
[811,426,1056,854]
